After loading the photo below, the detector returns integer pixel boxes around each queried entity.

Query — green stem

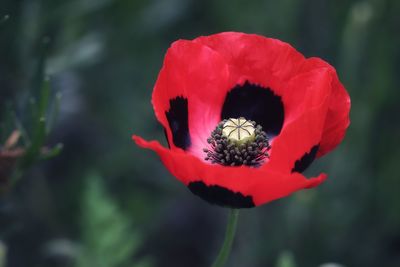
[211,209,240,267]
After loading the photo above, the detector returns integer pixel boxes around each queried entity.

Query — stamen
[204,118,271,167]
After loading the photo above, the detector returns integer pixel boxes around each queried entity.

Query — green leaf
[77,173,152,267]
[276,250,296,267]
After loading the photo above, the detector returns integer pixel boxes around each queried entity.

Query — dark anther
[203,119,270,167]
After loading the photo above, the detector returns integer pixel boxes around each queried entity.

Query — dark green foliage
[0,76,63,185]
[77,173,152,267]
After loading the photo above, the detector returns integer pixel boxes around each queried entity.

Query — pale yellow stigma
[222,118,255,144]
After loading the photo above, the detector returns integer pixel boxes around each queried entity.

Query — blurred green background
[1,0,400,266]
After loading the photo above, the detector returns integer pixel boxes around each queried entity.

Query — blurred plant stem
[211,209,239,267]
[0,33,63,191]
[1,74,63,191]
[10,77,63,186]
[0,241,6,267]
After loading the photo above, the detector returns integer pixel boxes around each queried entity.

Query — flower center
[203,117,271,167]
[222,118,255,144]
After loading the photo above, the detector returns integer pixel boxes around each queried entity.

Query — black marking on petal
[188,181,255,208]
[165,97,191,150]
[163,127,171,148]
[292,145,320,173]
[221,82,284,138]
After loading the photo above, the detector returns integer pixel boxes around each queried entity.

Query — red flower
[133,32,350,208]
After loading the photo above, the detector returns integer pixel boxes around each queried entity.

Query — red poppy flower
[132,32,350,208]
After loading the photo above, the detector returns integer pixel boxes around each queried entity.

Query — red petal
[296,58,351,157]
[266,67,334,172]
[318,76,350,157]
[152,40,231,156]
[133,135,327,206]
[194,32,307,95]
